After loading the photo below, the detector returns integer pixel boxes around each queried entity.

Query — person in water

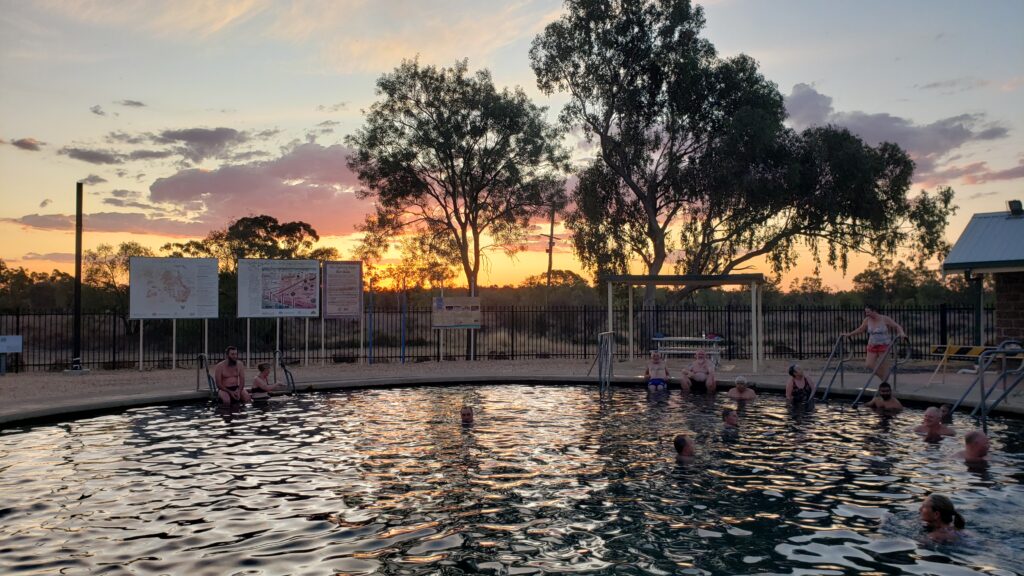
[939,403,954,424]
[914,407,956,439]
[680,349,716,394]
[919,494,965,543]
[785,364,815,405]
[673,434,695,463]
[214,346,251,405]
[954,430,990,463]
[843,305,907,382]
[727,376,757,400]
[864,382,903,412]
[722,408,739,429]
[460,406,474,424]
[644,351,670,390]
[250,362,286,400]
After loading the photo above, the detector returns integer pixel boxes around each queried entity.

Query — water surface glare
[1,385,1022,575]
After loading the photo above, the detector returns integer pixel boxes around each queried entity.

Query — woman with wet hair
[919,494,965,543]
[785,364,815,405]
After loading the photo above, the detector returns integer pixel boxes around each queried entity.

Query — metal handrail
[596,331,614,397]
[274,349,296,394]
[817,335,854,403]
[987,367,1024,413]
[972,357,1024,415]
[852,336,910,405]
[950,340,1023,415]
[195,353,217,397]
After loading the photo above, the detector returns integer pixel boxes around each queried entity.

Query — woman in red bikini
[843,305,906,382]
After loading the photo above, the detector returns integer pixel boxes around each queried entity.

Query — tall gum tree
[346,59,567,297]
[531,0,954,304]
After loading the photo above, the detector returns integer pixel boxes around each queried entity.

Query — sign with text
[431,296,482,329]
[129,257,219,319]
[323,261,363,318]
[237,259,320,318]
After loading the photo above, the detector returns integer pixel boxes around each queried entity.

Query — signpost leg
[246,318,251,366]
[139,320,144,371]
[750,283,757,374]
[304,317,309,366]
[204,318,208,360]
[628,286,633,361]
[321,316,325,366]
[171,319,176,370]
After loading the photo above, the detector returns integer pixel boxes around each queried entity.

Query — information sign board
[431,296,482,329]
[129,257,219,319]
[323,261,363,318]
[237,259,320,318]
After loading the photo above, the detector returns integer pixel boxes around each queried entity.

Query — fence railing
[0,305,997,372]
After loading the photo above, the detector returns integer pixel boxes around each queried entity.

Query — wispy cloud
[80,174,107,185]
[22,252,76,263]
[117,99,146,107]
[89,104,106,116]
[5,212,209,237]
[35,0,268,38]
[59,146,125,165]
[10,137,45,151]
[39,199,52,208]
[914,77,989,94]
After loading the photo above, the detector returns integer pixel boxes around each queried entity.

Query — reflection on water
[1,385,1022,575]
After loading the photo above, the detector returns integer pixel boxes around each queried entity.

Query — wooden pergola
[602,274,768,373]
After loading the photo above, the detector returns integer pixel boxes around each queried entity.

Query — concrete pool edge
[2,374,1020,428]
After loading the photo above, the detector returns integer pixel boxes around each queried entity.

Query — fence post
[797,305,804,360]
[726,304,732,360]
[15,308,21,373]
[939,303,948,344]
[511,307,517,360]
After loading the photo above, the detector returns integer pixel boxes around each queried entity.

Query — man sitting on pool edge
[644,351,670,391]
[680,349,717,394]
[214,346,251,405]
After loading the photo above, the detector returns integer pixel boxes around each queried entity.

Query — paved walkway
[1,357,1021,427]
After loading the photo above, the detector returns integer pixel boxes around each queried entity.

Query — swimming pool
[1,385,1021,575]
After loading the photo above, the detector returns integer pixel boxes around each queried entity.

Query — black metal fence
[0,305,997,372]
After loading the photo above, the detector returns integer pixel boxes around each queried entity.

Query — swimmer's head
[788,364,801,377]
[921,494,965,530]
[965,430,989,456]
[878,382,892,399]
[734,376,747,390]
[460,406,474,424]
[923,406,941,425]
[722,408,738,426]
[673,434,694,457]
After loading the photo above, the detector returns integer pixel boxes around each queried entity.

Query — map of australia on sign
[129,257,219,319]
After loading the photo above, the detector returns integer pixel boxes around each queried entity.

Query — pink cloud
[149,142,371,235]
[963,158,1024,185]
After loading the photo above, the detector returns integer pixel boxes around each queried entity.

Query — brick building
[942,202,1024,344]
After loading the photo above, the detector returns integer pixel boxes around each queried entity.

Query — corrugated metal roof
[942,211,1024,274]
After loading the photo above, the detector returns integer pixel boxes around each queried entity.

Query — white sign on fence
[323,261,362,318]
[129,257,219,319]
[237,259,320,318]
[0,335,23,353]
[431,296,482,329]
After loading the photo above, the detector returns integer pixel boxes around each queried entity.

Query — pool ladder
[594,331,614,397]
[274,349,297,394]
[949,340,1023,433]
[815,335,854,404]
[850,336,912,406]
[196,353,217,398]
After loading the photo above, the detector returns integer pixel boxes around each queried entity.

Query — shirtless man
[914,406,955,439]
[680,349,716,394]
[954,430,990,463]
[214,346,251,405]
[673,434,695,464]
[727,376,757,400]
[722,408,739,429]
[864,382,903,412]
[644,351,670,390]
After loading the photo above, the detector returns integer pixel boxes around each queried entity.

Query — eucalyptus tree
[532,0,954,303]
[346,58,567,296]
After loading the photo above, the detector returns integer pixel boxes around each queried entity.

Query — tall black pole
[72,181,83,370]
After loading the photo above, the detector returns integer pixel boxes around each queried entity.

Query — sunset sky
[1,0,1021,290]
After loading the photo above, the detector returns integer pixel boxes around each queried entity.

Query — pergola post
[750,282,757,374]
[628,285,634,360]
